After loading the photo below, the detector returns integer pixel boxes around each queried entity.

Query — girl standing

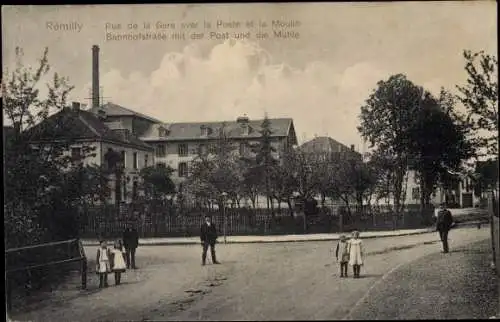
[96,240,112,288]
[348,231,364,278]
[111,239,127,285]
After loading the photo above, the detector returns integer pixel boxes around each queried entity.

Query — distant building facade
[395,169,478,208]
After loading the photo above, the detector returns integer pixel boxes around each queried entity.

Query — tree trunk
[287,199,294,217]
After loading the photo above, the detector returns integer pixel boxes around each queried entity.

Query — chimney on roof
[350,144,355,151]
[92,45,100,109]
[72,102,81,111]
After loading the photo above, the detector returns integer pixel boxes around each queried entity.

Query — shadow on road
[357,274,384,279]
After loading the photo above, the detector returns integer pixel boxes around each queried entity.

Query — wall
[58,141,101,168]
[104,116,134,133]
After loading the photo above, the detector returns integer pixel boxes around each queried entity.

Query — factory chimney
[92,45,100,109]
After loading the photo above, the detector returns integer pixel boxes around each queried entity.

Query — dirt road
[9,226,492,321]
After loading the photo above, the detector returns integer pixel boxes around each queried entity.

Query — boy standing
[335,235,350,277]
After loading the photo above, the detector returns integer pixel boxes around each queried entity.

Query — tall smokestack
[92,45,100,109]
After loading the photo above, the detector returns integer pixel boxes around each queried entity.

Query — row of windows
[155,142,254,157]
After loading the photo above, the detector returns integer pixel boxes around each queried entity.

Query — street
[9,226,497,321]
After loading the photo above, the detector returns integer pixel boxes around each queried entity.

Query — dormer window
[200,125,209,137]
[242,124,249,136]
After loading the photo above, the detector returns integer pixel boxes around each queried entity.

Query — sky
[2,2,497,151]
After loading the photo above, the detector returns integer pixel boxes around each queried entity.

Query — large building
[26,102,154,204]
[139,115,297,184]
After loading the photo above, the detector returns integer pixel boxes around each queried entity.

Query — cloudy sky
[2,2,497,150]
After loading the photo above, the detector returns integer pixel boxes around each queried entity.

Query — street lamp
[222,192,228,244]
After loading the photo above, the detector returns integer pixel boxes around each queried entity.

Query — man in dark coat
[200,216,220,266]
[123,224,139,269]
[435,203,454,253]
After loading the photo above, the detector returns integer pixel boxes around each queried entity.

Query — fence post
[339,210,343,233]
[6,271,12,312]
[81,258,87,290]
[78,239,87,290]
[488,191,497,274]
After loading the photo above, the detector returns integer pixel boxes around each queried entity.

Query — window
[71,147,82,160]
[178,143,188,157]
[156,144,166,157]
[145,154,149,167]
[208,144,217,154]
[242,125,249,136]
[132,180,138,200]
[121,151,126,168]
[133,152,138,169]
[412,187,420,200]
[239,142,246,156]
[199,144,207,155]
[201,126,209,137]
[178,162,188,177]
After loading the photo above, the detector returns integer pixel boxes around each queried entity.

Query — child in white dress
[96,240,112,288]
[111,239,127,285]
[348,231,364,278]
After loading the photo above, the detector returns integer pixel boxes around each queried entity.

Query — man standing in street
[123,224,139,269]
[436,203,454,253]
[200,216,221,266]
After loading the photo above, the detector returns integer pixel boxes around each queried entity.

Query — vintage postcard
[3,2,499,321]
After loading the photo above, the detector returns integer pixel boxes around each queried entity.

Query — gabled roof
[89,102,163,124]
[140,118,297,144]
[299,136,353,154]
[26,108,152,150]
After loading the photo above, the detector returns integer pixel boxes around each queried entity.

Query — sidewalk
[82,227,436,246]
[81,221,489,246]
[347,238,499,319]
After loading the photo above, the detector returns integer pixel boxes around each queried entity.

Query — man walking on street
[436,203,454,253]
[123,224,139,269]
[200,216,221,266]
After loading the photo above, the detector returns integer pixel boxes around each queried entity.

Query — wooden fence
[78,203,434,239]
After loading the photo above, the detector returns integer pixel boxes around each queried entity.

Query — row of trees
[179,120,379,217]
[358,49,498,214]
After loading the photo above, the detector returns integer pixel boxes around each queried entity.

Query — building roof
[89,102,164,124]
[26,107,153,150]
[299,136,353,153]
[140,118,297,144]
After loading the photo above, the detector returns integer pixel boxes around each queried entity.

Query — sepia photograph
[2,2,499,321]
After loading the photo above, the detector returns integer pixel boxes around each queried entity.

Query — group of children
[334,230,364,278]
[96,239,127,288]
